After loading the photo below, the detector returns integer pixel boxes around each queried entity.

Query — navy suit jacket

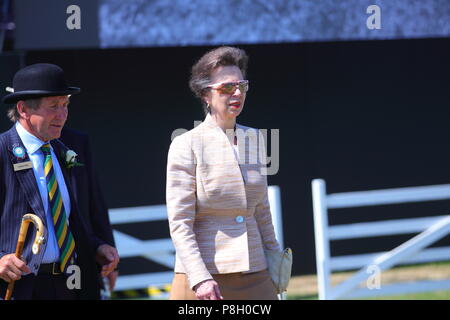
[60,128,116,249]
[0,126,101,299]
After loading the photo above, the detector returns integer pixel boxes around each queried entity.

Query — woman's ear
[202,93,211,106]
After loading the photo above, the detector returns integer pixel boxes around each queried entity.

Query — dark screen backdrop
[1,37,449,275]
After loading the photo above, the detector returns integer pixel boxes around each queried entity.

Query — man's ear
[16,101,30,120]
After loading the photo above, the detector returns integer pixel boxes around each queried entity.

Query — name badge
[13,161,33,171]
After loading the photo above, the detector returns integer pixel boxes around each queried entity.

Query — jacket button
[235,216,245,223]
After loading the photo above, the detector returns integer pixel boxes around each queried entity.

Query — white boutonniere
[63,149,84,169]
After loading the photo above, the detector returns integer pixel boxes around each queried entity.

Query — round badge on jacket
[13,146,26,160]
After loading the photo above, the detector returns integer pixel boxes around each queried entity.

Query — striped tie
[41,144,76,273]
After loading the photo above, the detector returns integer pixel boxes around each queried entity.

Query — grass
[286,261,450,300]
[287,294,318,300]
[288,291,450,300]
[362,290,450,300]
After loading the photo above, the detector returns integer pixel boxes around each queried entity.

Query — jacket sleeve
[84,136,116,248]
[0,144,7,258]
[166,134,212,289]
[57,137,106,253]
[254,131,281,252]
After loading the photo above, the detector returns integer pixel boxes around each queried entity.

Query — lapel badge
[12,146,27,160]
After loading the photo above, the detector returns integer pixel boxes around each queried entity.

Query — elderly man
[0,63,119,299]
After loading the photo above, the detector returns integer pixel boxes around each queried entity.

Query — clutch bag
[264,247,293,294]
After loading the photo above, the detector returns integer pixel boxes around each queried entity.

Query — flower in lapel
[62,149,84,169]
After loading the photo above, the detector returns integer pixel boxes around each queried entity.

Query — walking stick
[4,214,44,300]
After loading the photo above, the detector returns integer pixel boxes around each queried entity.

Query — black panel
[14,0,99,50]
[1,38,448,275]
[0,53,23,128]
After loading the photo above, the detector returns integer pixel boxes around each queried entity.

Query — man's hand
[96,244,119,277]
[193,279,223,300]
[0,254,31,283]
[105,270,119,291]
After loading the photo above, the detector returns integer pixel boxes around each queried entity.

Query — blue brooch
[13,146,26,160]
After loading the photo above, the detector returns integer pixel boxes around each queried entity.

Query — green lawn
[288,290,450,300]
[362,290,450,300]
[288,261,450,300]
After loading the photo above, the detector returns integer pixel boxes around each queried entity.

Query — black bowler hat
[2,63,80,104]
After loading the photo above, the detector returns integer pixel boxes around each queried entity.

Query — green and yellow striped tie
[41,144,76,273]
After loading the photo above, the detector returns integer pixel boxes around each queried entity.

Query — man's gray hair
[7,98,42,122]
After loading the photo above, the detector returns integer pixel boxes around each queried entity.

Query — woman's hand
[193,279,223,300]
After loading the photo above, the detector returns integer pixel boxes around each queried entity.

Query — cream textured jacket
[166,114,280,289]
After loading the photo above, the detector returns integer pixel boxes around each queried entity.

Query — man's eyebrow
[46,102,69,108]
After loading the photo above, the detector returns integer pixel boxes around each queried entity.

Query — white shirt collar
[15,122,50,155]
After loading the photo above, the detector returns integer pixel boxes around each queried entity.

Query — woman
[166,46,280,300]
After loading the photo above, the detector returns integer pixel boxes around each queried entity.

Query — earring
[206,102,211,112]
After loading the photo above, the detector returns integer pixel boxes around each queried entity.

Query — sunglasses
[206,80,249,95]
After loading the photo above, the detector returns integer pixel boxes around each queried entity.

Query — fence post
[268,185,284,248]
[312,179,331,300]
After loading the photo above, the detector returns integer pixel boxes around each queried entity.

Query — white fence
[110,185,284,293]
[312,179,450,300]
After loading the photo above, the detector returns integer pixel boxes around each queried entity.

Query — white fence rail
[110,185,284,292]
[312,179,450,300]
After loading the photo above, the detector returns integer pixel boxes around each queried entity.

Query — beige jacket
[166,114,280,289]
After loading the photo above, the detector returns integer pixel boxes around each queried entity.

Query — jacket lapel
[200,114,247,209]
[51,138,78,206]
[201,115,238,166]
[6,127,46,221]
[51,139,99,293]
[51,138,85,241]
